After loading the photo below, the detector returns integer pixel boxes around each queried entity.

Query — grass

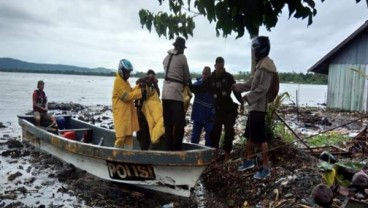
[307,132,351,147]
[274,123,294,143]
[273,123,351,148]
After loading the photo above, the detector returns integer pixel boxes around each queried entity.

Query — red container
[62,131,76,140]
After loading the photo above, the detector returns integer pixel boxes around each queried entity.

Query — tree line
[2,69,327,84]
[0,68,115,76]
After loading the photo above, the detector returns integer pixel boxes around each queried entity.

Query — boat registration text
[106,161,156,180]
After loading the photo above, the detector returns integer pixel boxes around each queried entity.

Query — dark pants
[191,120,213,146]
[211,111,236,153]
[136,109,151,150]
[162,99,185,151]
[244,111,267,144]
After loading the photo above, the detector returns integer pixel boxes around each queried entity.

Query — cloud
[0,0,366,74]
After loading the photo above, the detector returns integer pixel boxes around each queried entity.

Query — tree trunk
[250,33,258,75]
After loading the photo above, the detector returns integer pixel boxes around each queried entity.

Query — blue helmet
[118,59,133,79]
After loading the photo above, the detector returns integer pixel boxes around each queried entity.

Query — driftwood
[0,193,17,200]
[304,115,368,140]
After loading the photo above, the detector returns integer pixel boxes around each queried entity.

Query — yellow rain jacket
[112,73,142,138]
[141,87,165,144]
[183,86,192,114]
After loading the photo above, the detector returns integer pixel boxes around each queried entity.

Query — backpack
[267,72,279,103]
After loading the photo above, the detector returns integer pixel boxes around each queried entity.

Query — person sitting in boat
[136,69,165,150]
[32,80,57,128]
[112,59,143,149]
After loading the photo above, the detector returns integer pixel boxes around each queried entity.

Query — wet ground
[1,104,368,207]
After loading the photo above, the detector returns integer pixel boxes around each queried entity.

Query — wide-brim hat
[172,37,187,49]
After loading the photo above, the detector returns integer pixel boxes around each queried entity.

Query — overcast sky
[0,1,367,74]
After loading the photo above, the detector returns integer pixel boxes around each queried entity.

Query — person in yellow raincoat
[112,59,142,149]
[135,69,163,150]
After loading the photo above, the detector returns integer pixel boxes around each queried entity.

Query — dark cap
[147,69,156,76]
[173,37,187,49]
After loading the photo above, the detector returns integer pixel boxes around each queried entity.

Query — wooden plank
[330,145,349,153]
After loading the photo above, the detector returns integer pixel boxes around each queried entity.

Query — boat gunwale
[18,115,216,166]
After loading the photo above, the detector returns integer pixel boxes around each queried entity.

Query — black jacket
[190,70,243,114]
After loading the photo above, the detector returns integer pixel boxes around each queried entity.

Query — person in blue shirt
[190,66,214,146]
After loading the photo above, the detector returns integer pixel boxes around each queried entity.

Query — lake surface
[0,72,327,134]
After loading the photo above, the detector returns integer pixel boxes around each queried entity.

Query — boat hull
[18,115,215,197]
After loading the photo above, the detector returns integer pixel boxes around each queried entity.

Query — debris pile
[347,127,368,155]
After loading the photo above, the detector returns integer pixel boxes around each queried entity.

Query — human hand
[146,87,155,97]
[187,79,193,86]
[139,82,146,88]
[233,83,243,93]
[40,105,48,112]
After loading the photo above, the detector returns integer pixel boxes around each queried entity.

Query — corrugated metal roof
[308,20,368,75]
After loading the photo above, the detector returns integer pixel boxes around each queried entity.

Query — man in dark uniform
[190,57,244,161]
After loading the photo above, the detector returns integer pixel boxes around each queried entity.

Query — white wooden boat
[18,115,215,197]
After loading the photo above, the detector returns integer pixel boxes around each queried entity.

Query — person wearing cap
[135,69,162,150]
[112,59,143,149]
[136,69,160,96]
[32,80,57,128]
[162,37,191,151]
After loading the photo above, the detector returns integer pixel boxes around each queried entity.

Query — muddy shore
[1,103,368,207]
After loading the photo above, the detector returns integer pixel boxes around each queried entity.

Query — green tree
[139,0,366,39]
[139,0,366,73]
